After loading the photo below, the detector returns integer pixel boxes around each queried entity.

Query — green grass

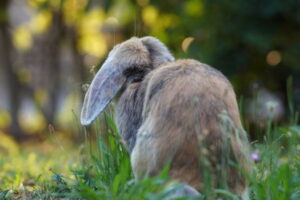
[0,109,299,199]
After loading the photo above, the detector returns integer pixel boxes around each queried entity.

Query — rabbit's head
[80,36,174,125]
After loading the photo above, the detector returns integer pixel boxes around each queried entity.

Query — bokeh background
[0,0,299,143]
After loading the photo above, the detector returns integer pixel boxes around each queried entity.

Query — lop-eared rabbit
[81,36,251,199]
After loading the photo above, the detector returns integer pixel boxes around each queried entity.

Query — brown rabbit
[81,36,251,199]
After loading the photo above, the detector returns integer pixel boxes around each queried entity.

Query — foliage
[2,0,299,139]
[0,110,300,199]
[1,0,300,199]
[138,0,300,95]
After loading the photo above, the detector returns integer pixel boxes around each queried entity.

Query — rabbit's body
[117,59,249,197]
[81,37,251,199]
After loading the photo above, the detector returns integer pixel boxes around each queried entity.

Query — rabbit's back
[131,59,250,196]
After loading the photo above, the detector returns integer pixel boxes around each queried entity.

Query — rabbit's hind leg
[130,127,159,181]
[165,184,201,200]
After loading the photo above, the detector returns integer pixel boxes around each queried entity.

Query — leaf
[214,189,240,200]
[52,174,67,185]
[0,190,9,200]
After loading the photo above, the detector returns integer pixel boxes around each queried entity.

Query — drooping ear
[80,37,151,126]
[140,36,174,68]
[80,57,126,126]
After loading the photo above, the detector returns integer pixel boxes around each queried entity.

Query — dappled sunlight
[142,5,158,27]
[0,136,82,191]
[108,1,135,26]
[0,110,11,129]
[19,110,47,134]
[0,131,19,156]
[29,11,52,34]
[12,26,32,50]
[142,6,178,41]
[63,0,88,25]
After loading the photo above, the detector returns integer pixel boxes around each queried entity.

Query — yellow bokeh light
[51,0,63,8]
[160,14,178,28]
[28,0,47,9]
[142,5,158,27]
[19,111,47,134]
[77,8,105,32]
[266,50,282,66]
[108,1,135,25]
[182,37,195,52]
[13,26,32,50]
[137,0,149,7]
[34,88,49,106]
[56,92,81,127]
[185,0,204,16]
[0,110,11,129]
[29,11,52,34]
[105,17,119,27]
[63,0,89,25]
[0,131,19,156]
[78,33,107,57]
[142,6,178,40]
[76,8,107,57]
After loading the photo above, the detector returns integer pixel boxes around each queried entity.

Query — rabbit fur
[81,36,251,199]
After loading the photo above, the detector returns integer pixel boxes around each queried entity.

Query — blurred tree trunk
[42,10,64,125]
[0,0,24,140]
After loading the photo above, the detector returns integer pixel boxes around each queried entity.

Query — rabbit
[81,36,252,199]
